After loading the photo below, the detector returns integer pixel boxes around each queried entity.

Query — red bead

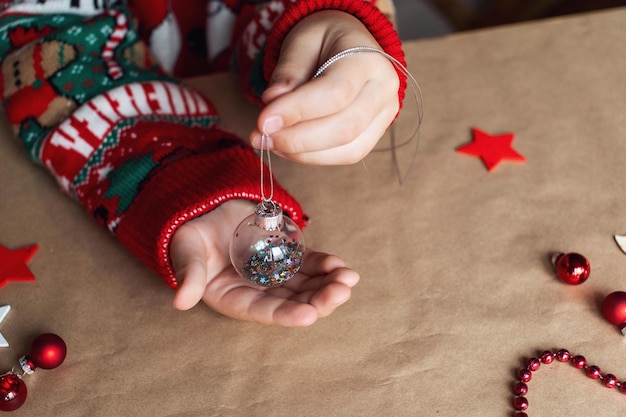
[586,365,601,379]
[540,351,554,364]
[27,333,67,370]
[555,349,570,362]
[527,358,541,371]
[601,291,626,326]
[571,355,586,369]
[513,396,529,411]
[513,381,528,396]
[0,373,27,412]
[515,413,528,417]
[517,368,532,382]
[552,252,590,285]
[604,374,618,388]
[620,382,626,394]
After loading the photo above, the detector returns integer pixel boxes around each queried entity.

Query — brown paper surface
[1,8,626,416]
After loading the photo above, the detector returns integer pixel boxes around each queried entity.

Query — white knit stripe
[101,9,127,80]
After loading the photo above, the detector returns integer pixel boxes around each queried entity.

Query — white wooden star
[615,235,626,254]
[0,305,10,347]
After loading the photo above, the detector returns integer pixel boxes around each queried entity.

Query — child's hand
[169,199,360,326]
[250,10,400,165]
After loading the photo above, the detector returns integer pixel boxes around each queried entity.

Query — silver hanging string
[312,46,424,185]
[259,133,274,205]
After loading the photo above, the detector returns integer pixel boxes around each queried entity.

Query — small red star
[457,128,526,171]
[0,243,39,289]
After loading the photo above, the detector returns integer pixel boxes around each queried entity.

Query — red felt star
[0,243,38,288]
[457,128,526,171]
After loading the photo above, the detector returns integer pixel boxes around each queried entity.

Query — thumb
[262,34,321,104]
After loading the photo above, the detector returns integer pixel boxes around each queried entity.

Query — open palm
[169,200,360,327]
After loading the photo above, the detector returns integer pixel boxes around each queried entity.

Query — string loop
[312,46,424,184]
[259,133,274,203]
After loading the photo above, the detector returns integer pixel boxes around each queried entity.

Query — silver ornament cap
[254,201,283,231]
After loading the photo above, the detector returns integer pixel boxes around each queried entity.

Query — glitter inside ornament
[230,201,304,287]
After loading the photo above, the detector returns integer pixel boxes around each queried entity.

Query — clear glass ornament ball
[229,201,304,287]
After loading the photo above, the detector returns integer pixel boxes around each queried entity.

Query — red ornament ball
[0,373,27,412]
[601,291,626,326]
[552,252,590,285]
[28,333,67,370]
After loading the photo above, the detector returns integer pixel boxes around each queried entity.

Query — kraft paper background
[1,8,626,416]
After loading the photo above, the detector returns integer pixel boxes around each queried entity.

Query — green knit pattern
[71,114,221,199]
[0,8,171,163]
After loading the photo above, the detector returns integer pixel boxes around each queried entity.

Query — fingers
[268,278,354,323]
[168,205,360,326]
[170,227,211,310]
[261,66,365,134]
[201,251,360,327]
[309,282,352,318]
[262,52,318,105]
[260,13,323,105]
[169,200,257,311]
[203,281,320,327]
[271,107,394,165]
[210,284,351,327]
[172,257,210,310]
[252,57,399,164]
[250,293,321,327]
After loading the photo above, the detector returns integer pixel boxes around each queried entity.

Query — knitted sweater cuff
[115,145,306,288]
[263,0,407,108]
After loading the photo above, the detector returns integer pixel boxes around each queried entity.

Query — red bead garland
[512,349,626,415]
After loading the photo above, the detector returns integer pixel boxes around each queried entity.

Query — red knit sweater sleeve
[235,0,406,107]
[0,5,305,289]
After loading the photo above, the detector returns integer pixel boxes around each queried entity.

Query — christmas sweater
[0,0,405,288]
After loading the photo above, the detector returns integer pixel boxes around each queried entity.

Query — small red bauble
[601,291,626,334]
[513,381,528,396]
[571,355,587,369]
[527,358,541,371]
[540,351,554,364]
[604,374,618,388]
[555,349,570,362]
[551,252,590,285]
[27,333,66,370]
[0,373,27,412]
[513,396,529,411]
[586,365,601,379]
[517,368,532,382]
